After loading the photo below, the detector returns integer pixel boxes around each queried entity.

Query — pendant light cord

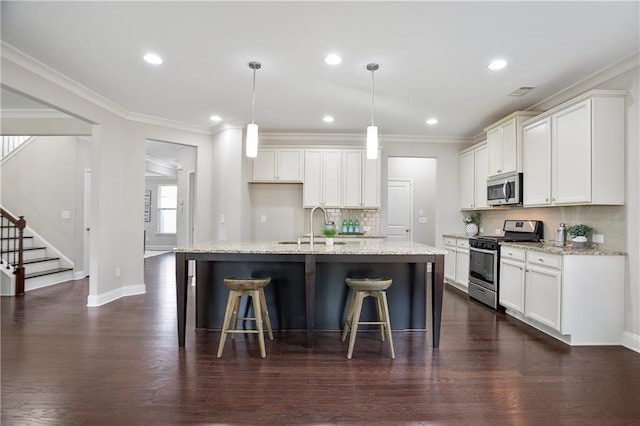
[251,67,257,125]
[370,68,375,126]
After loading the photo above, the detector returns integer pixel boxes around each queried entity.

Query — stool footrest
[224,329,260,334]
[357,321,388,325]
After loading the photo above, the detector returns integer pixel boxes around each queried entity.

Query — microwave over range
[487,172,523,206]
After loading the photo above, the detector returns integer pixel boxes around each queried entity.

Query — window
[157,184,177,234]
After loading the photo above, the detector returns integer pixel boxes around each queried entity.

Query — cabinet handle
[519,267,523,270]
[545,198,549,202]
[538,258,544,262]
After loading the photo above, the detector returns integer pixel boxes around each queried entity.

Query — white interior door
[387,180,412,241]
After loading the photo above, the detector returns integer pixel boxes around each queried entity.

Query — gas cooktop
[471,220,544,243]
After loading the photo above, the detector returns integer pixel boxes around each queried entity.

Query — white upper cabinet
[485,111,539,178]
[522,117,552,206]
[251,148,304,182]
[342,150,364,207]
[459,141,488,210]
[303,149,341,207]
[523,90,626,207]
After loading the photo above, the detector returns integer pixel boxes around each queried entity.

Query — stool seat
[342,278,395,359]
[345,277,392,291]
[217,277,273,358]
[223,277,271,291]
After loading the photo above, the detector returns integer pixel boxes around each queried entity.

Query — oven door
[469,246,498,292]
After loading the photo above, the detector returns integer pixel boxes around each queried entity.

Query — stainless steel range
[468,220,543,310]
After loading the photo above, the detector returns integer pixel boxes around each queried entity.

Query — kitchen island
[175,240,446,349]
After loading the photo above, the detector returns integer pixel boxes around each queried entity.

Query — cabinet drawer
[501,247,525,262]
[527,252,562,269]
[457,239,470,249]
[444,237,456,246]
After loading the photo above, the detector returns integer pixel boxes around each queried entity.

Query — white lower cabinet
[499,249,525,313]
[499,245,624,346]
[443,236,469,293]
[525,262,562,331]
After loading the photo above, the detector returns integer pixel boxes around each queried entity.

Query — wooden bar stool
[341,278,395,359]
[217,277,273,358]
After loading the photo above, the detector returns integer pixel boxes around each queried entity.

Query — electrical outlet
[114,267,121,278]
[495,229,502,235]
[362,225,371,232]
[419,217,427,224]
[260,215,267,223]
[62,210,70,219]
[592,234,604,243]
[220,214,226,224]
[479,227,484,233]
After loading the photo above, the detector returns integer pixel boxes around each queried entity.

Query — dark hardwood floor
[2,253,639,425]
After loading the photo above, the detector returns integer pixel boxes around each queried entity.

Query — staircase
[1,211,74,295]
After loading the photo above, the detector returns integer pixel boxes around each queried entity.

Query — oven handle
[470,246,497,255]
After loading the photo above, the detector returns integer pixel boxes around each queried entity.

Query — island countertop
[175,240,446,256]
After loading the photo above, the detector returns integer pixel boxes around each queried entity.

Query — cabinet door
[444,245,456,283]
[501,118,517,174]
[277,149,304,182]
[362,155,380,208]
[252,149,277,181]
[525,265,562,331]
[474,143,489,209]
[342,150,363,207]
[552,100,592,204]
[303,150,322,207]
[499,259,525,313]
[459,149,475,209]
[523,118,552,206]
[487,127,503,176]
[455,248,469,289]
[322,149,342,207]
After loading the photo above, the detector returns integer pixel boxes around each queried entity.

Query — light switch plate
[418,217,427,224]
[260,215,267,223]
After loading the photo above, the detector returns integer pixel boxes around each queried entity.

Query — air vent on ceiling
[509,86,536,97]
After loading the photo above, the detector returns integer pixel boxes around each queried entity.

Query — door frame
[386,178,413,241]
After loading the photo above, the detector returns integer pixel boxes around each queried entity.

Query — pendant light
[246,61,261,158]
[366,63,379,160]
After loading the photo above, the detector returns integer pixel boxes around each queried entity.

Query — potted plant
[567,224,592,248]
[463,213,481,236]
[323,228,337,246]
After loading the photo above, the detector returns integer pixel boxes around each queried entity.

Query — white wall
[388,157,437,245]
[1,136,79,261]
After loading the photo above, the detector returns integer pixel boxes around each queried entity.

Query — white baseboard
[622,331,640,353]
[73,270,88,280]
[86,284,146,307]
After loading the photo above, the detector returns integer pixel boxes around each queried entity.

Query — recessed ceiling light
[488,59,507,71]
[324,54,342,65]
[209,115,222,122]
[143,53,163,65]
[426,118,438,125]
[323,115,335,123]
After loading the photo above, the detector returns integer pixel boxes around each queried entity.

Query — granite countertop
[501,241,626,256]
[175,240,446,255]
[443,233,472,239]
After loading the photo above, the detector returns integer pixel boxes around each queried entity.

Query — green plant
[463,212,481,225]
[567,224,592,238]
[323,228,337,238]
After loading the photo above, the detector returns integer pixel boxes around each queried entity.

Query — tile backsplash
[326,208,381,235]
[470,205,626,251]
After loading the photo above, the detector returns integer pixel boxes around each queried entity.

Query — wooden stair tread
[12,256,60,266]
[3,246,46,253]
[25,267,73,279]
[0,236,33,240]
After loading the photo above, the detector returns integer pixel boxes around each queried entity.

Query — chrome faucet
[310,205,334,247]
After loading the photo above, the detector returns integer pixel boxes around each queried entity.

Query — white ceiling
[1,1,638,140]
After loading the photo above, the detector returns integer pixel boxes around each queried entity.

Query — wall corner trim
[86,284,146,307]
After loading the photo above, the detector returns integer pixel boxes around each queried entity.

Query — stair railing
[0,208,26,295]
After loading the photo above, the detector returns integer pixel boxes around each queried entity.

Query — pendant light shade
[246,123,259,158]
[246,61,261,158]
[366,125,378,159]
[366,63,379,160]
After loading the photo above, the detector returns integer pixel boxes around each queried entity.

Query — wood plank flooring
[2,253,639,425]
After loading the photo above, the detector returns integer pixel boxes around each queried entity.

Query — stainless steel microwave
[487,173,523,206]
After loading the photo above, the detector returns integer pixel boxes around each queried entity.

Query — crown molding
[127,112,210,135]
[0,108,70,119]
[260,132,471,144]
